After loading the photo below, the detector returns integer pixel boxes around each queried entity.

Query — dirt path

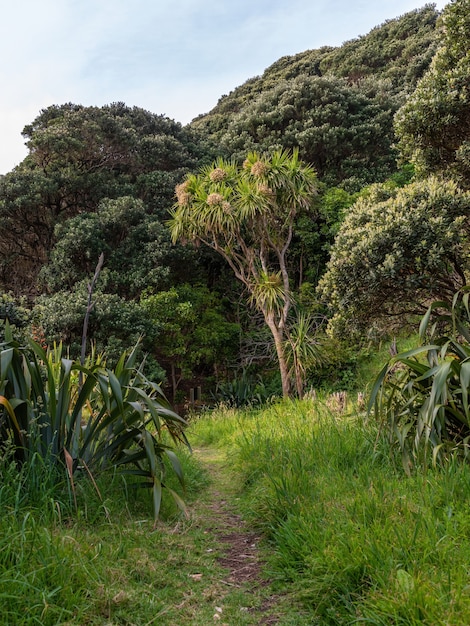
[190,446,282,625]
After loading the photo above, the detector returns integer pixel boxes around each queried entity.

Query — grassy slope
[4,360,470,624]
[0,440,307,625]
[190,398,470,625]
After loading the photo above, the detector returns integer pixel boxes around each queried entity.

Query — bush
[213,370,270,408]
[0,325,189,523]
[319,177,470,337]
[370,289,470,470]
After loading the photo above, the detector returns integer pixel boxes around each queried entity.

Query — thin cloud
[1,0,450,174]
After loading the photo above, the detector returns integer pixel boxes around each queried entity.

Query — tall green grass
[190,397,470,624]
[0,443,209,625]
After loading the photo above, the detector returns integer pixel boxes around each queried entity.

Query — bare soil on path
[189,446,292,625]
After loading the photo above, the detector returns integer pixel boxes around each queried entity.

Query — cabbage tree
[168,149,318,397]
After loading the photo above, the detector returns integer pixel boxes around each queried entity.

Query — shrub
[370,289,470,470]
[213,370,270,408]
[0,324,189,523]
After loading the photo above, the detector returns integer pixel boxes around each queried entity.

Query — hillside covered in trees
[0,1,469,402]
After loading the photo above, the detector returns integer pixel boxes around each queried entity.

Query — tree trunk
[266,314,290,398]
[73,252,104,460]
[170,362,179,403]
[294,357,304,399]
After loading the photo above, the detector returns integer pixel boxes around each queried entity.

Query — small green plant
[370,289,470,470]
[213,370,269,408]
[284,312,325,398]
[0,324,189,523]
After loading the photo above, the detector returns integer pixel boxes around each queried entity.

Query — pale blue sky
[1,0,449,173]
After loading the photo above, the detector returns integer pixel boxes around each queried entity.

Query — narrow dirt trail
[189,446,282,625]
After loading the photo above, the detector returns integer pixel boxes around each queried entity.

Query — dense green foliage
[395,0,470,185]
[0,2,465,399]
[190,6,439,189]
[40,196,180,298]
[0,103,233,386]
[33,287,157,366]
[318,177,470,337]
[141,285,240,400]
[193,75,400,190]
[0,103,201,295]
[371,289,470,469]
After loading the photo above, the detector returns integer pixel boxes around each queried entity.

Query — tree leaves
[395,0,470,186]
[190,7,439,191]
[0,103,200,295]
[319,177,470,337]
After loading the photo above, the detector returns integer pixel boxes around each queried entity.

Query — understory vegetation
[6,392,470,625]
[191,399,470,625]
[0,444,210,626]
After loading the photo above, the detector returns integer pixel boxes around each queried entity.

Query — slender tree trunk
[171,362,178,403]
[73,252,104,460]
[80,252,105,368]
[294,356,304,399]
[266,314,290,398]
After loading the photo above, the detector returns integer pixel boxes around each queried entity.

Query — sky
[1,0,449,174]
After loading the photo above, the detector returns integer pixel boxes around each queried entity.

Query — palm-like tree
[168,149,318,397]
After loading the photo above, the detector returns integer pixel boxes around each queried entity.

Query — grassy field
[0,427,306,625]
[190,397,470,625]
[3,386,470,624]
[0,444,222,625]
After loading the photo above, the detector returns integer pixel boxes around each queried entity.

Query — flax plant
[0,323,189,522]
[370,288,470,470]
[285,312,325,398]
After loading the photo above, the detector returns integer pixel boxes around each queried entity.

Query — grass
[353,332,420,394]
[0,445,214,626]
[189,395,470,625]
[4,386,470,624]
[0,435,308,625]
